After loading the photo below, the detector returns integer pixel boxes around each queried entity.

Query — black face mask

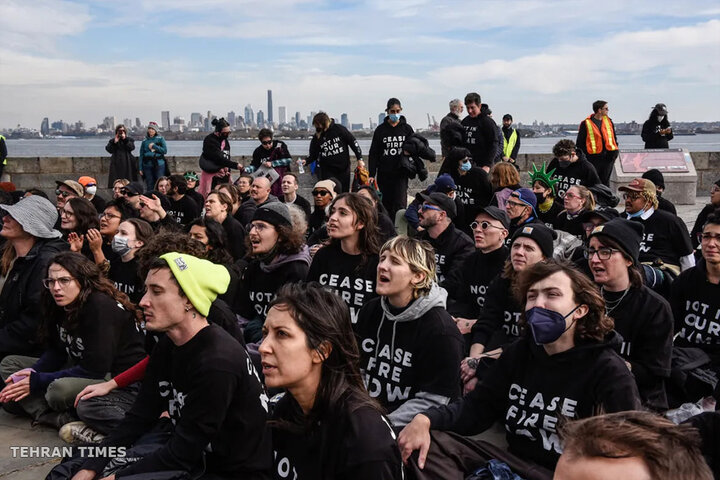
[535,192,546,205]
[558,160,571,168]
[220,132,229,139]
[315,127,323,134]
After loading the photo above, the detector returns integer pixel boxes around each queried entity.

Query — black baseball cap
[417,192,457,219]
[476,206,510,229]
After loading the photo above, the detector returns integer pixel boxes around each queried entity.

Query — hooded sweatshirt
[368,116,415,177]
[470,274,524,351]
[308,120,363,172]
[417,223,475,291]
[547,154,601,199]
[448,245,509,318]
[424,334,641,470]
[461,113,498,169]
[355,284,464,427]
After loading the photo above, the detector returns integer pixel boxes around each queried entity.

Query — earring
[184,306,190,312]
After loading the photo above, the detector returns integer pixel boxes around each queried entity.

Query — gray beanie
[1,195,62,239]
[252,201,292,228]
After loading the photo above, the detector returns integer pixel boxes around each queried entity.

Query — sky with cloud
[1,0,719,130]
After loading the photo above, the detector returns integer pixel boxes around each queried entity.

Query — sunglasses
[470,221,505,231]
[121,189,139,197]
[312,190,330,196]
[622,192,642,200]
[55,189,72,197]
[261,140,273,145]
[420,203,443,212]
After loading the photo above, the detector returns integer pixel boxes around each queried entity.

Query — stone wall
[5,152,719,200]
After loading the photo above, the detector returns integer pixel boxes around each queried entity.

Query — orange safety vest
[584,115,618,154]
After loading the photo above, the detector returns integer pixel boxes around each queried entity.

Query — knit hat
[77,176,97,188]
[654,103,668,116]
[641,169,664,189]
[55,180,84,197]
[313,180,337,199]
[417,192,457,219]
[510,223,555,258]
[588,218,644,264]
[183,171,199,182]
[160,252,230,317]
[147,121,160,133]
[446,147,472,165]
[432,174,456,193]
[0,195,62,239]
[252,202,292,228]
[476,206,510,230]
[510,188,538,215]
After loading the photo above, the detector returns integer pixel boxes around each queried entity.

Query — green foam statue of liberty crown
[529,162,559,193]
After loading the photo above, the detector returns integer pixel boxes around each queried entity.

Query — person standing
[368,97,415,218]
[642,103,674,149]
[138,122,167,192]
[105,125,137,187]
[307,112,362,193]
[440,99,464,158]
[198,118,242,198]
[501,114,520,166]
[576,100,619,186]
[461,92,498,171]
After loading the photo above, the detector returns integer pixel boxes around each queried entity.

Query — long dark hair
[357,185,391,218]
[244,221,305,259]
[327,193,380,267]
[269,282,382,431]
[65,197,99,234]
[188,217,234,265]
[41,252,141,339]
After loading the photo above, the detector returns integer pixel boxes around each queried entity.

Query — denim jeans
[143,163,165,191]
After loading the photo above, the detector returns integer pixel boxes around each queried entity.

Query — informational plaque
[619,148,690,174]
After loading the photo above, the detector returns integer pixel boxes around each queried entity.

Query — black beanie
[252,202,292,229]
[510,223,556,258]
[588,218,644,264]
[642,169,665,189]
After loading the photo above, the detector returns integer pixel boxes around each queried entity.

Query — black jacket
[222,214,247,261]
[448,246,509,318]
[235,195,257,228]
[0,238,68,357]
[461,114,498,168]
[308,120,362,172]
[547,154,601,199]
[440,113,464,156]
[417,223,475,290]
[251,140,291,170]
[106,137,138,187]
[641,116,673,149]
[199,133,237,173]
[368,116,415,177]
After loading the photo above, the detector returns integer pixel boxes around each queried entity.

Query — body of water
[6,134,720,158]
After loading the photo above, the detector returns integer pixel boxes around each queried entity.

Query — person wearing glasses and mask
[0,196,68,360]
[0,252,145,430]
[587,218,673,411]
[448,207,509,344]
[106,124,137,187]
[620,178,694,275]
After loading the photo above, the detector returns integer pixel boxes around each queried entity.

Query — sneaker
[59,421,105,445]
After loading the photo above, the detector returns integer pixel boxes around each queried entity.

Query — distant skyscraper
[245,105,255,127]
[190,112,201,128]
[278,106,286,125]
[351,123,364,131]
[161,111,170,131]
[228,111,236,127]
[40,117,49,136]
[267,90,273,124]
[340,113,349,128]
[123,118,132,129]
[135,117,141,129]
[257,110,265,127]
[378,113,386,124]
[295,111,301,126]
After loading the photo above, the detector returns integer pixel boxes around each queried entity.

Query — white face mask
[656,115,664,122]
[85,186,97,196]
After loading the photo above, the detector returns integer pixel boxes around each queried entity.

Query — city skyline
[2,1,719,130]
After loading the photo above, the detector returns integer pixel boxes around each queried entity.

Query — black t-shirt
[630,209,693,266]
[282,194,312,221]
[553,211,585,240]
[546,158,601,199]
[271,390,402,480]
[448,246,509,318]
[167,195,201,226]
[306,243,379,324]
[109,257,144,304]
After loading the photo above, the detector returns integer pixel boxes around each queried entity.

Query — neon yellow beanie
[160,252,230,317]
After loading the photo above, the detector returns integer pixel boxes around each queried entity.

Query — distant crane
[427,113,432,128]
[432,115,438,127]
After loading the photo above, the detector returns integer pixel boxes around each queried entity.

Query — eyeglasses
[261,140,273,145]
[622,192,642,200]
[55,189,73,197]
[701,233,720,242]
[420,203,443,212]
[100,212,121,220]
[582,222,599,232]
[249,222,271,232]
[564,192,580,200]
[312,190,330,196]
[505,200,527,209]
[583,247,621,260]
[60,209,75,218]
[471,221,505,231]
[42,277,75,289]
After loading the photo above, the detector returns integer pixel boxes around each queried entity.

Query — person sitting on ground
[488,162,521,210]
[78,176,106,213]
[642,168,677,215]
[136,189,181,232]
[448,206,509,341]
[237,202,310,345]
[247,128,293,197]
[48,252,272,480]
[61,197,100,259]
[463,223,554,393]
[280,172,311,220]
[570,207,620,276]
[415,192,475,290]
[307,193,381,325]
[404,174,460,235]
[555,411,712,480]
[0,196,68,359]
[587,218,673,410]
[505,187,542,244]
[250,175,277,208]
[182,170,204,208]
[108,218,154,304]
[530,162,562,228]
[153,176,171,196]
[0,252,145,432]
[620,177,694,275]
[398,260,641,475]
[669,210,720,405]
[553,185,595,240]
[86,197,138,272]
[215,183,243,223]
[261,283,403,479]
[204,190,246,261]
[165,174,201,226]
[111,178,130,199]
[233,174,257,226]
[308,179,337,240]
[54,179,84,229]
[547,139,601,199]
[355,236,464,427]
[357,185,397,242]
[690,179,720,249]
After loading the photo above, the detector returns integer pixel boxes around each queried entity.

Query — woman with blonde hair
[553,185,595,240]
[489,162,521,210]
[355,235,464,428]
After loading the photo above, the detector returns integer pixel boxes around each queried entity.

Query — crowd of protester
[0,95,717,480]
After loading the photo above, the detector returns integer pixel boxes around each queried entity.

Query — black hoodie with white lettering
[355,284,464,427]
[424,332,641,470]
[448,245,509,318]
[470,274,524,350]
[306,242,379,324]
[547,154,601,199]
[368,116,415,177]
